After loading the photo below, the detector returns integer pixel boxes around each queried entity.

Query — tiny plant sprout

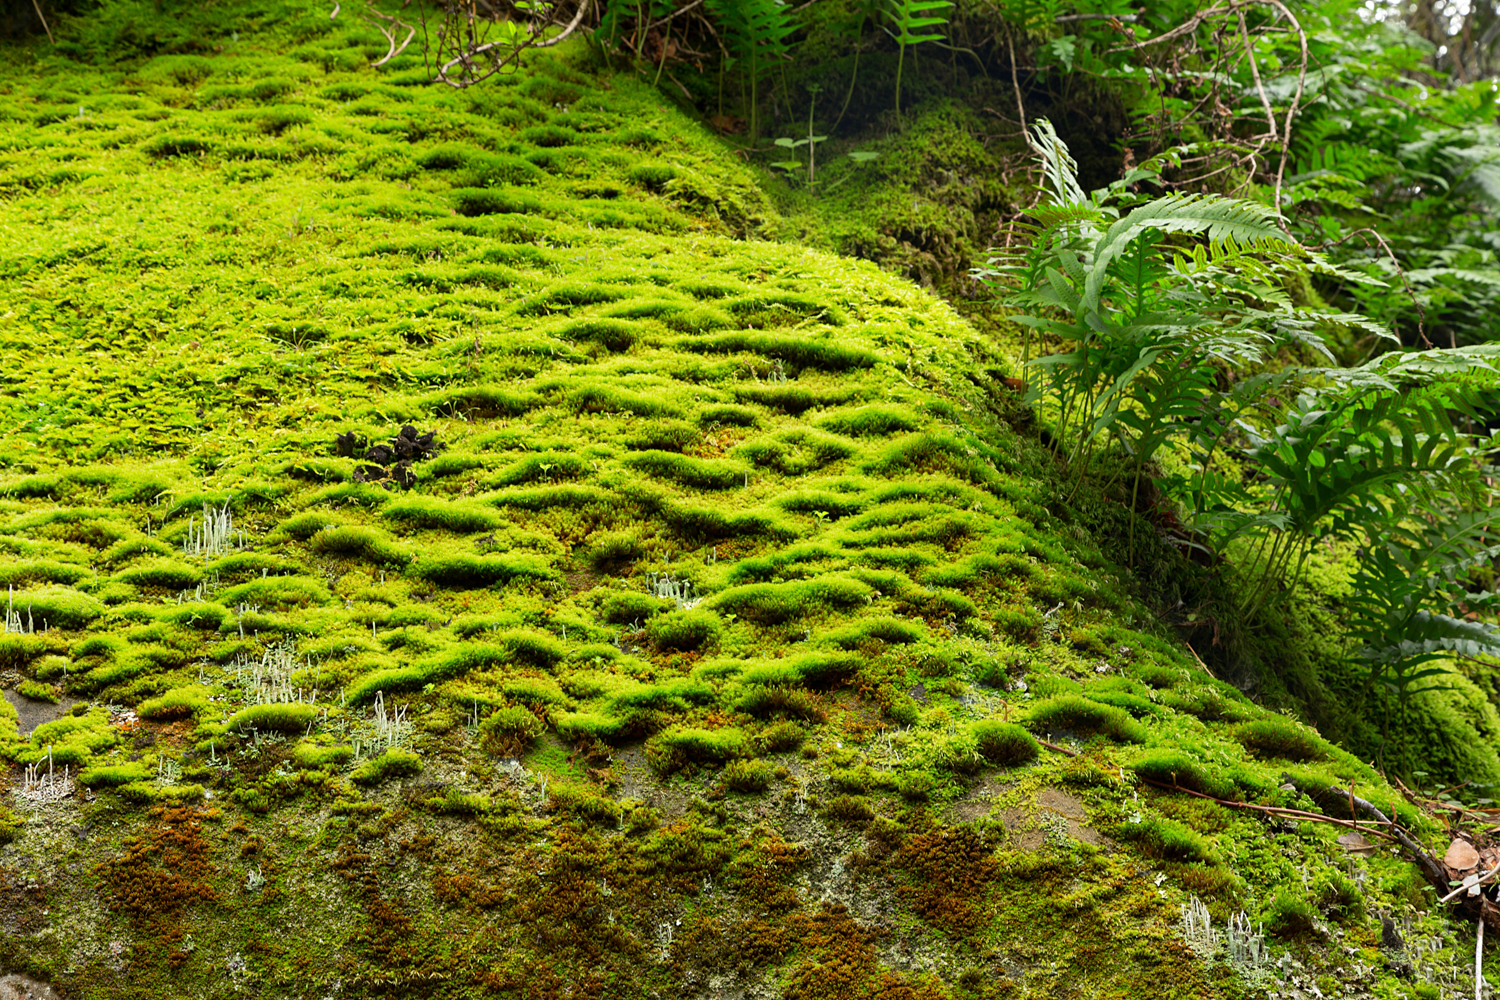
[821,150,879,194]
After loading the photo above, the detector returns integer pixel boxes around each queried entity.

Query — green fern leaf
[1029,118,1087,209]
[1359,611,1500,668]
[1083,195,1292,317]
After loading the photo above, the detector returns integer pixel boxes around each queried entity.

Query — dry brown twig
[1441,861,1500,904]
[363,2,418,68]
[30,0,54,44]
[1037,739,1415,847]
[1034,736,1500,939]
[1477,919,1486,1000]
[1006,31,1042,156]
[1237,8,1276,141]
[1310,226,1432,347]
[642,0,706,34]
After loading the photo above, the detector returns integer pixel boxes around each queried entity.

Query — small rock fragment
[1443,838,1481,871]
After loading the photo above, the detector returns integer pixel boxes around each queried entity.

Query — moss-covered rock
[0,9,1487,1000]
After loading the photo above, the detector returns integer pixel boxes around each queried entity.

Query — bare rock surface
[0,972,62,1000]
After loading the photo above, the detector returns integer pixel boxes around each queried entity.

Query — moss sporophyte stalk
[0,3,1494,998]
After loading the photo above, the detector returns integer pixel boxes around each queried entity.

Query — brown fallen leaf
[1444,838,1481,871]
[1338,831,1378,856]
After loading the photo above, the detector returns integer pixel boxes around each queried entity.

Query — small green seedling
[773,83,830,186]
[819,150,880,193]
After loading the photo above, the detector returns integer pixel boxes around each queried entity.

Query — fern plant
[975,119,1341,555]
[706,0,797,143]
[1180,348,1500,617]
[1343,506,1500,760]
[978,119,1500,599]
[881,0,952,122]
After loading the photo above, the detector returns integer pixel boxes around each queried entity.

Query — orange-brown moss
[511,828,644,962]
[894,825,999,940]
[331,839,442,978]
[782,904,946,1000]
[96,805,220,958]
[728,829,808,914]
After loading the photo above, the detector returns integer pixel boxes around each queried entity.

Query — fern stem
[831,43,861,133]
[633,0,646,66]
[780,60,794,137]
[1244,533,1307,622]
[1127,450,1150,567]
[806,87,816,186]
[1239,530,1283,619]
[749,47,759,143]
[894,40,905,123]
[1252,535,1290,616]
[651,17,671,89]
[1192,415,1235,514]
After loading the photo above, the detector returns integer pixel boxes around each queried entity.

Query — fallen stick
[1288,779,1500,935]
[1443,862,1500,905]
[1035,733,1499,931]
[1142,776,1407,846]
[30,0,53,44]
[1478,918,1486,1000]
[1037,738,1403,846]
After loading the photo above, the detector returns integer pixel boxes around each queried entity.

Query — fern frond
[1357,611,1500,668]
[1407,267,1500,288]
[1027,203,1105,231]
[1379,344,1500,382]
[1083,195,1292,317]
[706,0,797,61]
[1030,118,1086,208]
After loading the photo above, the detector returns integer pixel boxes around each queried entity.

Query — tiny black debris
[337,425,444,492]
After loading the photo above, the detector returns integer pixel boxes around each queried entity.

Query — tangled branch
[428,0,591,89]
[336,0,590,86]
[1110,0,1308,213]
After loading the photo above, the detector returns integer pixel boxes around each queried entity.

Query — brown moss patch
[96,805,220,955]
[894,825,999,940]
[782,904,944,1000]
[728,830,807,914]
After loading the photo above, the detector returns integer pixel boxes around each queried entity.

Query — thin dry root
[31,0,54,44]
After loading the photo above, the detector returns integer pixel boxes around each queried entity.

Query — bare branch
[1309,227,1429,347]
[1237,7,1276,142]
[433,0,590,89]
[30,0,54,45]
[1007,31,1041,155]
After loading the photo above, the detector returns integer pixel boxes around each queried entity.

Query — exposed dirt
[947,775,1012,824]
[998,787,1110,850]
[1,690,76,739]
[611,746,694,819]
